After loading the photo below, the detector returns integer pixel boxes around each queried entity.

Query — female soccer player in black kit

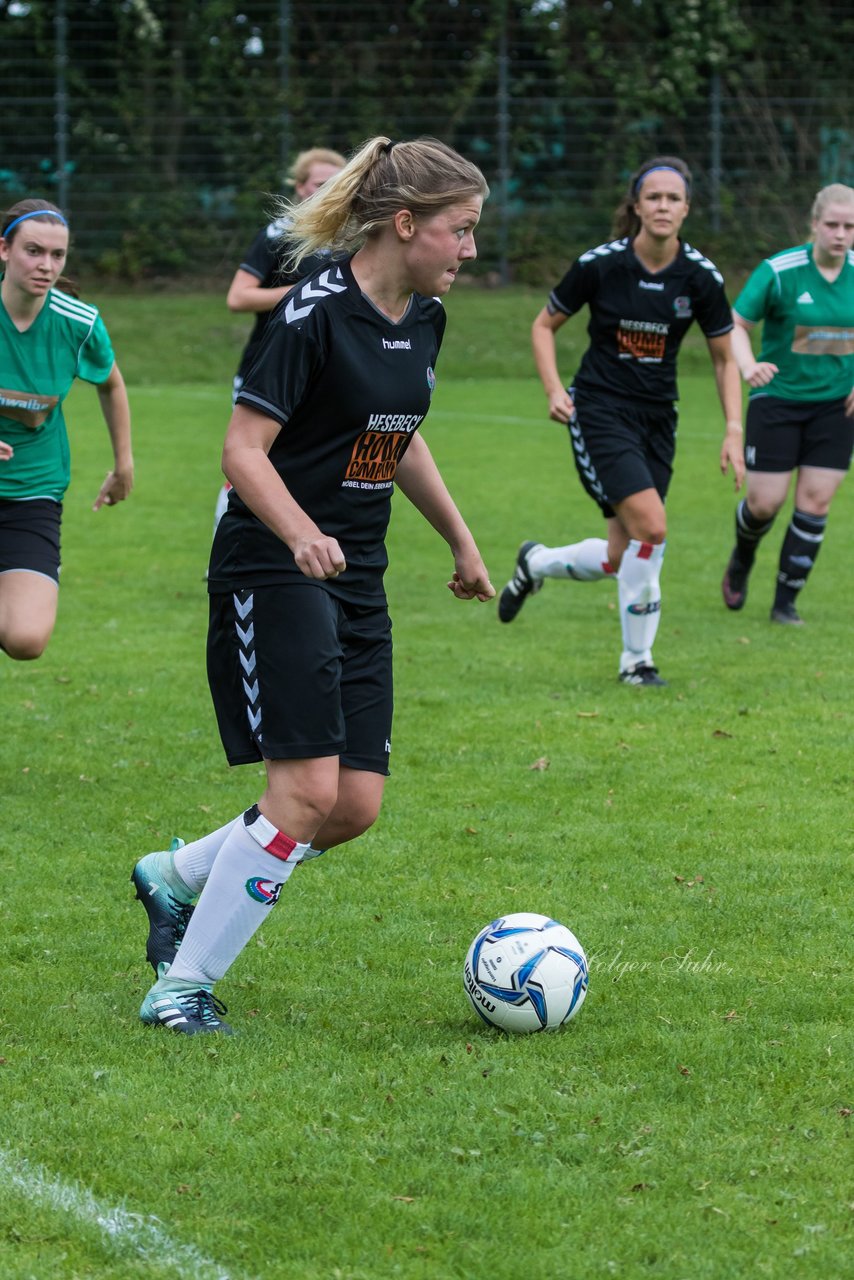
[498,156,744,686]
[132,137,494,1034]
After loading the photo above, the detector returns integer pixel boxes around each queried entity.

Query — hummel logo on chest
[382,337,412,350]
[797,291,814,304]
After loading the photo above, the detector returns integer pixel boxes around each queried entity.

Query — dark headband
[633,165,690,197]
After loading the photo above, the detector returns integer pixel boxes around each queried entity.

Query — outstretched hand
[0,439,13,462]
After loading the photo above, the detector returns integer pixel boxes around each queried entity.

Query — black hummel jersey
[235,217,330,382]
[209,255,446,603]
[549,238,733,404]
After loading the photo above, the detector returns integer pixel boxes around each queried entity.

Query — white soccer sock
[618,539,665,670]
[528,538,614,581]
[165,805,309,986]
[172,819,238,895]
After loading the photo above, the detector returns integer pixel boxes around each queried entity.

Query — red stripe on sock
[603,561,616,575]
[637,542,654,560]
[265,831,298,862]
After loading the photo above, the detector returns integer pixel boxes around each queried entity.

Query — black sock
[774,509,827,609]
[733,499,775,570]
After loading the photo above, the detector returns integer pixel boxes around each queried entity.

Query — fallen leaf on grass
[712,729,733,739]
[529,757,549,771]
[393,1196,415,1203]
[677,1064,691,1076]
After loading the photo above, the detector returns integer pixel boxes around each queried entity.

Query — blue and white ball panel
[463,913,589,1033]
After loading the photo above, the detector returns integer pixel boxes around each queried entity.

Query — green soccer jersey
[0,284,115,501]
[734,244,854,402]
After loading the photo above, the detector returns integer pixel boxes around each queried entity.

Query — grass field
[1,287,852,1279]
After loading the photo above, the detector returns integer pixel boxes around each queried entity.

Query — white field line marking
[0,1148,242,1280]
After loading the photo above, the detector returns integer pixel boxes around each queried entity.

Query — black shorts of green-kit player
[744,394,854,474]
[207,581,393,773]
[0,497,62,581]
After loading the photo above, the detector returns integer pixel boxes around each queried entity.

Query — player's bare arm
[731,314,779,387]
[226,267,293,315]
[531,306,575,423]
[94,362,134,509]
[707,332,745,490]
[222,403,345,578]
[395,432,494,600]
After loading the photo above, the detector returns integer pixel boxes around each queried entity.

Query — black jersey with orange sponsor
[549,238,733,404]
[209,255,446,603]
[235,217,330,382]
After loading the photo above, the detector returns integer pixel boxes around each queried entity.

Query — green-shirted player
[722,183,854,624]
[0,198,133,660]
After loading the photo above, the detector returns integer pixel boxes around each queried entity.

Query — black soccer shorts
[207,580,393,774]
[567,388,677,518]
[744,395,854,473]
[0,497,62,582]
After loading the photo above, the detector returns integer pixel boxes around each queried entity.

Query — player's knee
[339,797,381,843]
[1,627,50,661]
[747,498,782,523]
[300,782,340,831]
[794,494,833,519]
[632,524,666,548]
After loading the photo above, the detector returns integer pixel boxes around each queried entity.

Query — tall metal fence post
[496,1,510,284]
[55,0,70,213]
[279,0,292,174]
[710,71,722,234]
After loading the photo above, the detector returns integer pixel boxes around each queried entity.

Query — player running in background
[721,183,854,624]
[0,198,133,661]
[498,156,743,686]
[132,137,494,1035]
[212,147,345,531]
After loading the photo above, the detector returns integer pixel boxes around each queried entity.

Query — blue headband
[3,209,68,238]
[633,166,690,197]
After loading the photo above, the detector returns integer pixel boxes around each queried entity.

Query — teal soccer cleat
[131,837,196,974]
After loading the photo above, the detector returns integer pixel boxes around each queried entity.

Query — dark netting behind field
[2,0,851,281]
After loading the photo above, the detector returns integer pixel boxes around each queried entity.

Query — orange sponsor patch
[0,387,59,429]
[791,325,854,356]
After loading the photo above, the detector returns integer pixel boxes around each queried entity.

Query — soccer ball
[463,912,589,1033]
